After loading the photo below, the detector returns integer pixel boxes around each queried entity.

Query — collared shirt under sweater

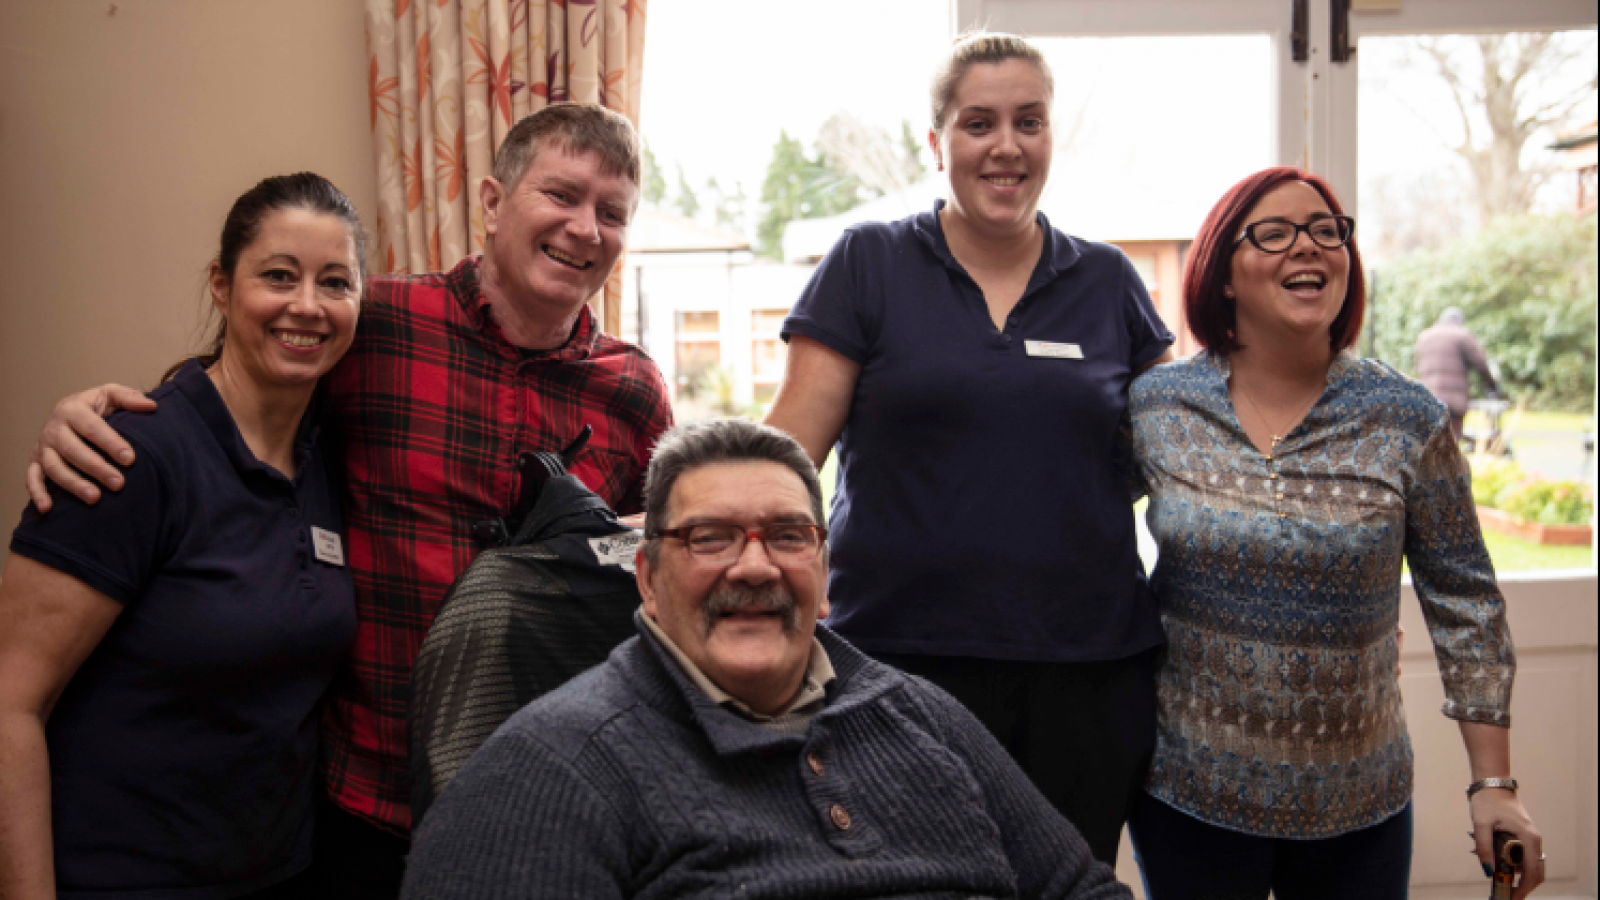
[401,613,1130,899]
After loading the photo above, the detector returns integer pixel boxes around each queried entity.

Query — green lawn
[1466,408,1594,439]
[1481,528,1594,572]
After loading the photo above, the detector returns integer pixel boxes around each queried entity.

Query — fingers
[25,461,54,513]
[1514,855,1545,900]
[1509,824,1545,900]
[99,384,157,415]
[41,401,135,491]
[1472,823,1496,869]
[57,401,136,470]
[1470,799,1545,900]
[34,446,105,507]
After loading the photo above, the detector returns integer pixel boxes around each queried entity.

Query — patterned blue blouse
[1129,350,1515,839]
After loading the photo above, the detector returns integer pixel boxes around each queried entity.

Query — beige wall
[0,0,375,546]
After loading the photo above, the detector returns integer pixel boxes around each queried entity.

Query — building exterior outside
[622,207,814,414]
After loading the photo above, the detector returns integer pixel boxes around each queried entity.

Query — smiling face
[1226,181,1351,348]
[210,207,361,394]
[480,143,638,334]
[638,460,829,716]
[930,58,1053,241]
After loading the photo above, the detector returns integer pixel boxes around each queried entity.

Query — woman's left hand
[1470,789,1543,899]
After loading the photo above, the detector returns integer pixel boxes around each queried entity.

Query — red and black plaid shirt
[319,256,671,833]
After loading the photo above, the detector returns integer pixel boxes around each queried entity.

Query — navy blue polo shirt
[10,359,356,899]
[782,202,1173,663]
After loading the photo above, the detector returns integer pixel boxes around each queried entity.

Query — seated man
[401,419,1130,900]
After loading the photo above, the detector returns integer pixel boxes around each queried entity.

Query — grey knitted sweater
[402,615,1131,899]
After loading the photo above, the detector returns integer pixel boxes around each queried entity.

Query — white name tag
[311,527,346,567]
[589,531,643,574]
[1024,340,1083,360]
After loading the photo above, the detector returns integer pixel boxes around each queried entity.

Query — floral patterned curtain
[365,0,646,333]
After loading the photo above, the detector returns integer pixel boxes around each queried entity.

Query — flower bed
[1475,505,1594,546]
[1470,459,1594,547]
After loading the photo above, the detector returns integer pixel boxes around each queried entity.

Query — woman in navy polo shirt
[766,33,1174,863]
[0,174,361,899]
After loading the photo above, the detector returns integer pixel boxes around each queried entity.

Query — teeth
[1283,274,1324,288]
[987,176,1022,186]
[544,246,591,269]
[276,332,324,348]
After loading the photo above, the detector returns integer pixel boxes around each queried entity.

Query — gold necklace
[1236,377,1321,456]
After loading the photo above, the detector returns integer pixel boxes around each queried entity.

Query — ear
[927,128,944,171]
[817,589,829,621]
[480,177,505,238]
[635,545,659,620]
[207,261,230,315]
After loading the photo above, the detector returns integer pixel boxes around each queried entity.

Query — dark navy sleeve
[1119,252,1175,369]
[9,431,176,606]
[780,230,876,364]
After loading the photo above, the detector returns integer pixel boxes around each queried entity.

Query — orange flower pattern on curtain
[365,0,647,333]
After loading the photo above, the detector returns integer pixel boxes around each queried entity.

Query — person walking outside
[1415,307,1500,440]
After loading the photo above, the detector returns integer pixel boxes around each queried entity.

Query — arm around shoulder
[26,383,156,512]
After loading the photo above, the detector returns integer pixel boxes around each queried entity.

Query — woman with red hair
[1126,168,1543,899]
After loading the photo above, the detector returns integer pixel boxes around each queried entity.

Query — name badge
[312,527,346,567]
[1025,340,1083,360]
[589,531,643,574]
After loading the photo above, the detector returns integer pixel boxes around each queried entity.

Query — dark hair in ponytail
[161,173,366,383]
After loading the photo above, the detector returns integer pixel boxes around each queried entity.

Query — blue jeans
[1129,792,1413,900]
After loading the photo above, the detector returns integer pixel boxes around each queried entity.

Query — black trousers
[1129,792,1414,900]
[871,649,1157,864]
[307,794,409,900]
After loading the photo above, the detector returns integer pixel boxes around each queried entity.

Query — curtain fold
[366,0,647,333]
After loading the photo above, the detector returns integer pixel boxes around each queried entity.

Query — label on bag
[1024,340,1083,359]
[589,531,643,573]
[312,527,346,567]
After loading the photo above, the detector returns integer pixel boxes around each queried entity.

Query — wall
[0,0,375,551]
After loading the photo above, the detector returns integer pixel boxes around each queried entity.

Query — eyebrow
[669,512,817,528]
[534,174,585,194]
[961,101,1048,115]
[254,253,354,273]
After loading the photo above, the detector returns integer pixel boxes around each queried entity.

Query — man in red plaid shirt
[25,103,672,897]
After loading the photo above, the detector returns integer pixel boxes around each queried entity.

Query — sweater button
[807,752,824,777]
[829,804,851,831]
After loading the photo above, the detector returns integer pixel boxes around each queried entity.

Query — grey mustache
[702,583,800,636]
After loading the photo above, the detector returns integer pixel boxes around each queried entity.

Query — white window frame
[950,0,1597,221]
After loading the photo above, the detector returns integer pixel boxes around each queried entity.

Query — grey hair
[1440,306,1466,325]
[642,419,825,565]
[930,32,1055,132]
[492,102,642,197]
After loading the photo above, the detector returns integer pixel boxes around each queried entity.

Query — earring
[1224,286,1235,298]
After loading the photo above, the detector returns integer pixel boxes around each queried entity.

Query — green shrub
[1469,458,1594,525]
[1470,459,1522,508]
[1368,213,1598,411]
[1495,479,1594,526]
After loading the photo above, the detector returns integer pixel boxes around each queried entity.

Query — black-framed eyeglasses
[1233,215,1354,253]
[652,521,828,565]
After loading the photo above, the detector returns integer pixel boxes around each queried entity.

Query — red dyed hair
[1182,167,1366,355]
